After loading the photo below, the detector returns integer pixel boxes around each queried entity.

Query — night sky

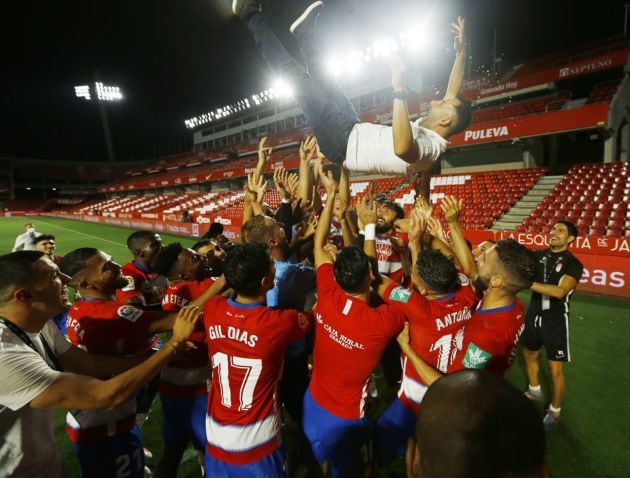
[2,0,626,163]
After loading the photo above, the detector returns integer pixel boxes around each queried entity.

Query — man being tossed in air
[233,1,470,176]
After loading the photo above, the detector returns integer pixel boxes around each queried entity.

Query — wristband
[364,224,376,241]
[165,342,179,355]
[281,198,291,204]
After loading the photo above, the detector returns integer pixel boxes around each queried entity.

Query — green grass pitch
[1,216,629,477]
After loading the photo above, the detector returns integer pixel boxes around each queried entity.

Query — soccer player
[520,220,583,431]
[59,247,224,478]
[232,1,471,176]
[117,230,168,308]
[192,238,226,277]
[203,243,312,477]
[303,162,406,477]
[152,243,217,477]
[373,244,477,464]
[34,234,62,264]
[241,214,316,424]
[398,237,538,383]
[409,370,547,478]
[0,251,201,478]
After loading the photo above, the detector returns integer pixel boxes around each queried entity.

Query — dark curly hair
[417,249,460,294]
[224,243,273,296]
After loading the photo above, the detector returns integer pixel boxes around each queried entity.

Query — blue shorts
[73,425,144,478]
[204,447,287,477]
[302,388,372,478]
[160,392,207,449]
[374,397,417,465]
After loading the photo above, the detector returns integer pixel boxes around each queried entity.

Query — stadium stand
[520,162,630,236]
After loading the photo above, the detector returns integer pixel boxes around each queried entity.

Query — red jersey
[116,261,168,306]
[66,299,157,355]
[65,299,157,437]
[310,264,406,420]
[203,296,311,465]
[449,299,525,376]
[160,278,215,397]
[382,274,477,413]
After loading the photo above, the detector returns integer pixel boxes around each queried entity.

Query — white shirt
[11,230,41,252]
[344,120,448,175]
[0,321,71,478]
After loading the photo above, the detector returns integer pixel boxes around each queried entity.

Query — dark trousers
[244,8,359,164]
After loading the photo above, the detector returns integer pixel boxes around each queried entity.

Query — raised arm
[298,136,317,204]
[441,196,476,278]
[314,162,337,267]
[391,56,420,164]
[444,17,467,99]
[30,305,202,410]
[356,196,377,259]
[254,136,272,182]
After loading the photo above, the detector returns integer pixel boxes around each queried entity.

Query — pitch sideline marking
[36,219,127,247]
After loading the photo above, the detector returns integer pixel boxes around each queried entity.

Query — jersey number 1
[212,352,262,412]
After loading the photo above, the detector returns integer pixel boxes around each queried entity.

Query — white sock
[549,404,561,415]
[528,384,542,394]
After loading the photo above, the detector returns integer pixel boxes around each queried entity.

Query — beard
[375,222,394,234]
[473,274,490,292]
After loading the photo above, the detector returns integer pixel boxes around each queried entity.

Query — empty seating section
[389,169,546,230]
[521,163,630,236]
[471,92,571,124]
[586,81,620,103]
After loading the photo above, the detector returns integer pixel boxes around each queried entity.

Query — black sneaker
[289,1,324,35]
[232,0,260,17]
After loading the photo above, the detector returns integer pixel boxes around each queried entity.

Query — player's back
[382,277,477,410]
[203,295,310,464]
[310,264,405,419]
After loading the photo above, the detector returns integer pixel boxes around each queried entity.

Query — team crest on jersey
[297,312,310,330]
[461,342,492,369]
[458,273,469,286]
[120,276,135,291]
[389,286,412,303]
[117,305,143,322]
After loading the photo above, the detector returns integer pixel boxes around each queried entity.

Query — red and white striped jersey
[203,296,311,464]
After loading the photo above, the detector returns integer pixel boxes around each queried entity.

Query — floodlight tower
[74,72,123,162]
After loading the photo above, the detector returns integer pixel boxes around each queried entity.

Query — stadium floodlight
[325,56,342,77]
[271,78,294,99]
[75,85,91,100]
[74,82,123,102]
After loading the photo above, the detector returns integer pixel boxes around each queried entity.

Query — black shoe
[289,1,324,35]
[232,0,260,18]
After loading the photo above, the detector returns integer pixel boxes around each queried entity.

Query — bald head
[416,370,545,478]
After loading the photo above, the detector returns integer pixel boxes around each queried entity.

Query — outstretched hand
[391,54,407,92]
[356,196,377,228]
[440,195,463,223]
[299,136,318,163]
[258,136,273,163]
[451,16,466,54]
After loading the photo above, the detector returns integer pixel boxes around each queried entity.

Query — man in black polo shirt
[520,220,583,431]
